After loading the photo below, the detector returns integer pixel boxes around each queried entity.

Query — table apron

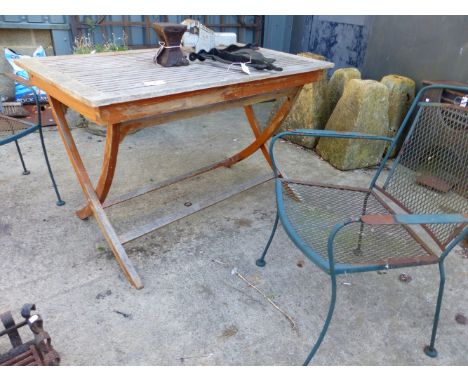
[117,87,298,139]
[99,71,320,125]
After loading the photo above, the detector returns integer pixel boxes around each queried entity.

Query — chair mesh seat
[280,180,439,269]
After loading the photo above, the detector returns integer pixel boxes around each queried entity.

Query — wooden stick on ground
[212,259,297,330]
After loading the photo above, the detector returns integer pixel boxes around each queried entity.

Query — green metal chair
[0,86,65,206]
[256,84,468,365]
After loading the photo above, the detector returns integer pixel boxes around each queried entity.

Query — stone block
[316,79,390,170]
[65,108,110,135]
[0,63,15,100]
[381,74,415,136]
[298,52,327,61]
[268,52,329,149]
[381,74,416,157]
[327,67,361,114]
[65,109,88,130]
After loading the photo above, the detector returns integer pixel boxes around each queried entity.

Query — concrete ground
[0,103,467,365]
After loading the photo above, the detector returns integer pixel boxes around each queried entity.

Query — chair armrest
[268,129,393,177]
[361,214,468,225]
[361,214,468,262]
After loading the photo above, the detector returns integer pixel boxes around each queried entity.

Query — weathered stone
[268,52,329,149]
[0,73,15,100]
[298,52,327,61]
[65,109,89,130]
[65,108,110,137]
[316,79,390,170]
[84,121,108,136]
[381,74,415,156]
[327,67,361,114]
[65,109,80,128]
[65,109,140,137]
[381,74,415,133]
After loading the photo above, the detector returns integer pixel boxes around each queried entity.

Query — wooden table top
[16,48,333,108]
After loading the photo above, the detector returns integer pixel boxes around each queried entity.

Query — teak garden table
[16,48,333,289]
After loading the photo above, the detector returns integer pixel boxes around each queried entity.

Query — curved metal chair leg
[424,260,445,358]
[303,272,337,365]
[38,127,65,206]
[256,210,279,267]
[14,140,30,175]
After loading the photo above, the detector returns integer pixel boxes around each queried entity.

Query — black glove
[189,44,283,71]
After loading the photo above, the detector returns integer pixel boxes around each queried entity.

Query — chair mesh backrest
[382,102,468,247]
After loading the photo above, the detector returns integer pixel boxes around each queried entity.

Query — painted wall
[0,15,72,55]
[291,16,370,74]
[288,15,468,86]
[362,16,468,86]
[262,16,293,52]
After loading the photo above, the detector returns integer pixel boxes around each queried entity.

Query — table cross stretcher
[16,48,333,289]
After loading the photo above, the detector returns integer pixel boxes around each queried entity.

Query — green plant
[71,29,129,134]
[73,31,128,55]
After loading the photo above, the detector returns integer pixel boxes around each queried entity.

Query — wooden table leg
[76,124,120,220]
[221,89,300,168]
[97,88,302,210]
[48,97,143,289]
[243,104,273,169]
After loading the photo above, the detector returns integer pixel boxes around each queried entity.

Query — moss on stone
[297,52,327,61]
[381,74,416,157]
[327,67,361,114]
[381,74,415,135]
[316,79,390,170]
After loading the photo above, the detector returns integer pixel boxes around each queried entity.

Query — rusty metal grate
[383,103,468,246]
[0,345,44,366]
[281,180,437,266]
[0,304,60,366]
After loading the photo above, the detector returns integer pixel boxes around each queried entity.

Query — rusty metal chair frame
[0,304,60,366]
[256,84,468,365]
[0,84,65,207]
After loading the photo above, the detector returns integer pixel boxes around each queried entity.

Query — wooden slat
[119,172,274,244]
[102,161,227,209]
[15,48,333,107]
